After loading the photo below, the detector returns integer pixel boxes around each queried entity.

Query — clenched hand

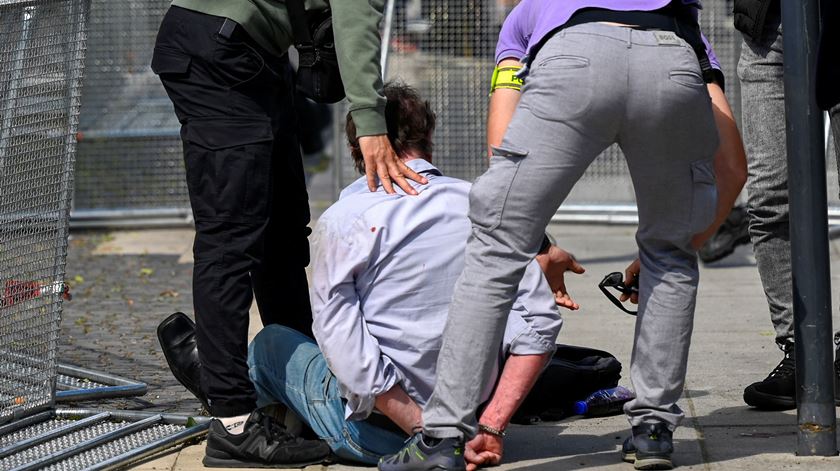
[465,432,503,471]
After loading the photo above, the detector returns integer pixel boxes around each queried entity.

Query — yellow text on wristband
[490,65,524,94]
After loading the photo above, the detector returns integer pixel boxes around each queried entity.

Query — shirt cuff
[349,106,387,137]
[508,328,557,356]
[342,360,404,421]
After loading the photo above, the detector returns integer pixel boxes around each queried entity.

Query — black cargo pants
[152,6,313,417]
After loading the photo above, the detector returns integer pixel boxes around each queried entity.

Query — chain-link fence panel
[0,0,88,424]
[335,0,840,221]
[72,0,190,225]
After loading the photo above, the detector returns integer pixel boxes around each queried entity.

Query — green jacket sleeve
[330,0,387,136]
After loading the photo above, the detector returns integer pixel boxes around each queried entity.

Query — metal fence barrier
[66,0,838,227]
[336,0,840,224]
[71,0,191,227]
[1,0,88,424]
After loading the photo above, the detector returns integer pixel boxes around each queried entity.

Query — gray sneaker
[378,433,465,471]
[621,423,674,470]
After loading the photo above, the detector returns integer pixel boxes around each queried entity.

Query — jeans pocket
[689,159,718,234]
[336,428,382,464]
[469,145,528,232]
[183,117,274,222]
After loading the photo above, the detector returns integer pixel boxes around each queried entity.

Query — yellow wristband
[490,65,524,94]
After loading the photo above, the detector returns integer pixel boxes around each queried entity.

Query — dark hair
[346,81,436,174]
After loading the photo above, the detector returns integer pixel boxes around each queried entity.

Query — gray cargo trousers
[423,23,720,438]
[739,19,840,347]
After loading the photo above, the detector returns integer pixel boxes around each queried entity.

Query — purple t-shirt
[496,0,721,72]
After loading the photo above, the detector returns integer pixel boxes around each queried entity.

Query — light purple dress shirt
[310,159,562,420]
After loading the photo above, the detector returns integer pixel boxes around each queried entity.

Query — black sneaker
[698,205,750,263]
[203,409,330,468]
[743,342,796,410]
[621,423,674,470]
[378,432,465,471]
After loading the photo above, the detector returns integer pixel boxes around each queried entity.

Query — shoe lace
[767,352,795,380]
[258,414,300,445]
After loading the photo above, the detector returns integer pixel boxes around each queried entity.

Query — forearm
[478,353,550,430]
[331,0,387,136]
[487,59,523,155]
[374,384,422,435]
[691,81,748,249]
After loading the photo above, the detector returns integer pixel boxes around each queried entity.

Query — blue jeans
[248,325,407,464]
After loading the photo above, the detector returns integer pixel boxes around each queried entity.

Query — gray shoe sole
[633,455,673,470]
[621,450,673,470]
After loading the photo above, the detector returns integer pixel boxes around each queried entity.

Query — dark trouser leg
[252,107,314,337]
[152,6,311,416]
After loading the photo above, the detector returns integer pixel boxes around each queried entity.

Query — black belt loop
[219,18,236,39]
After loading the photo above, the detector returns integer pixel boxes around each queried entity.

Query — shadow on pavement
[499,406,839,469]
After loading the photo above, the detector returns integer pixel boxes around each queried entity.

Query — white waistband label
[654,31,682,46]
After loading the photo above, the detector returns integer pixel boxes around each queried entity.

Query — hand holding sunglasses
[598,270,639,316]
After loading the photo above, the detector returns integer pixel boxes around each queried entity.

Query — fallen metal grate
[0,409,208,470]
[55,364,147,403]
[0,355,147,404]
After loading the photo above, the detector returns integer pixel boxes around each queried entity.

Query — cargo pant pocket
[183,117,274,223]
[151,47,191,76]
[689,159,718,234]
[469,145,528,232]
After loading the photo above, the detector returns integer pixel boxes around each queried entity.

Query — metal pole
[780,0,838,457]
[380,0,396,77]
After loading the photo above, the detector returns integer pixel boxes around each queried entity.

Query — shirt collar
[381,159,442,195]
[341,158,442,199]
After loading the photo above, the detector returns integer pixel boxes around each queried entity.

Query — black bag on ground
[286,0,345,104]
[511,344,623,424]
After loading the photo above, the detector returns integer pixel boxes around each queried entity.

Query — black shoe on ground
[157,312,209,410]
[203,409,330,468]
[743,342,796,410]
[378,432,465,471]
[698,205,750,264]
[621,423,674,470]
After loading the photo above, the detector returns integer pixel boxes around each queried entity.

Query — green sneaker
[378,432,465,471]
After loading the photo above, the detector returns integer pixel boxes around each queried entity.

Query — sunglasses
[598,272,639,316]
